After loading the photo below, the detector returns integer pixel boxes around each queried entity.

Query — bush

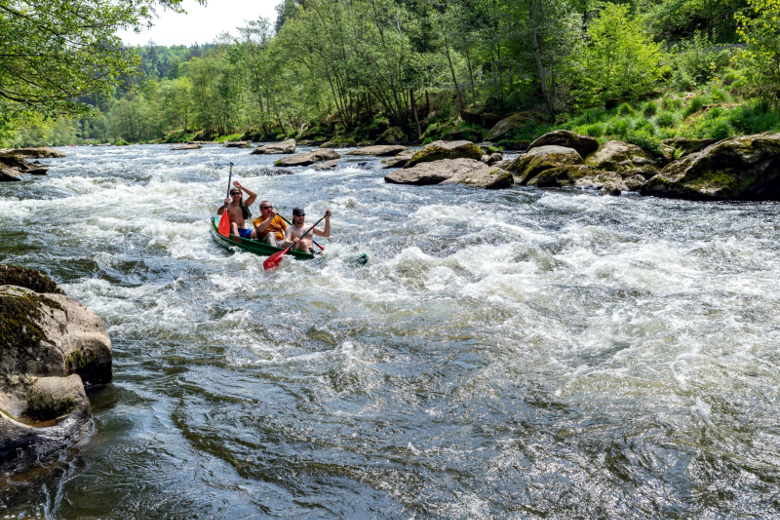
[585,123,605,137]
[625,129,664,157]
[709,87,730,103]
[683,95,705,118]
[605,117,632,136]
[654,111,677,128]
[633,119,656,134]
[661,96,683,111]
[618,102,635,116]
[642,101,658,117]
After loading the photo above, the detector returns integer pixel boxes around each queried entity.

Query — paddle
[278,214,324,251]
[263,213,327,271]
[217,162,234,237]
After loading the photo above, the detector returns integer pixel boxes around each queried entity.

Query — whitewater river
[2,144,780,518]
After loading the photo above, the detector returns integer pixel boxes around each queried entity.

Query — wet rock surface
[0,265,111,462]
[385,158,513,189]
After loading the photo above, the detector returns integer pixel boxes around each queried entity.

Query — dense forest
[6,0,780,152]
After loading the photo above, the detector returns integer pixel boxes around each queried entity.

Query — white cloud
[119,0,281,47]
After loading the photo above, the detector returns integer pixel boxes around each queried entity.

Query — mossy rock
[527,130,599,158]
[509,145,583,185]
[641,132,780,200]
[376,127,407,145]
[0,265,63,294]
[405,140,482,168]
[527,165,595,188]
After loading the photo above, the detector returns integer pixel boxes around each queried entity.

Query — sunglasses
[230,192,241,196]
[261,205,272,210]
[294,213,305,217]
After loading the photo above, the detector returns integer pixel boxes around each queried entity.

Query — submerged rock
[404,140,482,168]
[274,149,341,167]
[0,265,111,461]
[251,139,296,155]
[314,159,342,171]
[641,132,780,200]
[385,158,513,189]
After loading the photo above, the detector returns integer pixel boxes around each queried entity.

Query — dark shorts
[237,228,253,239]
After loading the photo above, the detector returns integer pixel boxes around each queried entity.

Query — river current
[2,144,780,518]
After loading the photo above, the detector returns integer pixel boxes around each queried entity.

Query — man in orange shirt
[252,201,287,246]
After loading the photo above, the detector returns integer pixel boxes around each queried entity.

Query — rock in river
[348,145,407,157]
[641,132,780,200]
[385,158,513,189]
[251,139,296,155]
[274,149,341,167]
[0,264,112,461]
[508,145,583,185]
[404,140,483,168]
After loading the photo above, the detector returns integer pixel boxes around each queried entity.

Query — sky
[118,0,281,47]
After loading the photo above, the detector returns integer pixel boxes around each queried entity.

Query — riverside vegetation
[4,0,780,156]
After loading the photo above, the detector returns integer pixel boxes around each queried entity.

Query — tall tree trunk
[410,88,421,141]
[529,0,556,116]
[444,35,466,109]
[465,48,476,106]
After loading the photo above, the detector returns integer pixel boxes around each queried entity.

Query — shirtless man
[284,207,331,253]
[216,181,257,238]
[252,201,287,245]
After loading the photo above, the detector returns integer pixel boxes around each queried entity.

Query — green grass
[216,133,244,143]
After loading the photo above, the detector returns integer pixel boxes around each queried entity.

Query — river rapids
[2,144,780,518]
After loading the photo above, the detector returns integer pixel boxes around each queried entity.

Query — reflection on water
[2,145,780,517]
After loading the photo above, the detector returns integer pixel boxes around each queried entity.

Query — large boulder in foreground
[274,149,341,167]
[348,145,407,157]
[641,133,780,200]
[404,140,482,168]
[527,130,599,158]
[585,140,661,179]
[385,158,513,189]
[0,265,111,461]
[508,145,583,185]
[251,139,296,155]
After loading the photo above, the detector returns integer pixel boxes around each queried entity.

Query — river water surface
[2,145,780,518]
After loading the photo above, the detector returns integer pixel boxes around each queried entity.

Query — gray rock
[251,139,296,155]
[314,159,342,171]
[223,141,251,148]
[405,140,483,168]
[274,149,341,167]
[348,145,407,157]
[382,150,416,169]
[319,141,340,148]
[527,130,599,158]
[0,266,112,460]
[171,144,202,150]
[661,137,719,158]
[0,147,66,159]
[585,140,660,178]
[486,112,545,141]
[0,164,22,182]
[385,158,513,189]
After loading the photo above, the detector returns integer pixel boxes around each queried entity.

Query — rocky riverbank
[0,265,111,462]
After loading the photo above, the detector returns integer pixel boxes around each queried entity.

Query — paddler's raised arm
[312,209,331,237]
[233,181,257,207]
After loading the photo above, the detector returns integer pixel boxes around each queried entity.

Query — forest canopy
[6,0,780,150]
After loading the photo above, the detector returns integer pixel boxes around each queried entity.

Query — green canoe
[209,216,316,260]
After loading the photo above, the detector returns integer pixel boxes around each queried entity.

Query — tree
[0,0,201,126]
[736,0,780,101]
[571,3,667,108]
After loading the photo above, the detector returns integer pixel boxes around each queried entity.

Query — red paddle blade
[263,249,287,271]
[218,211,230,237]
